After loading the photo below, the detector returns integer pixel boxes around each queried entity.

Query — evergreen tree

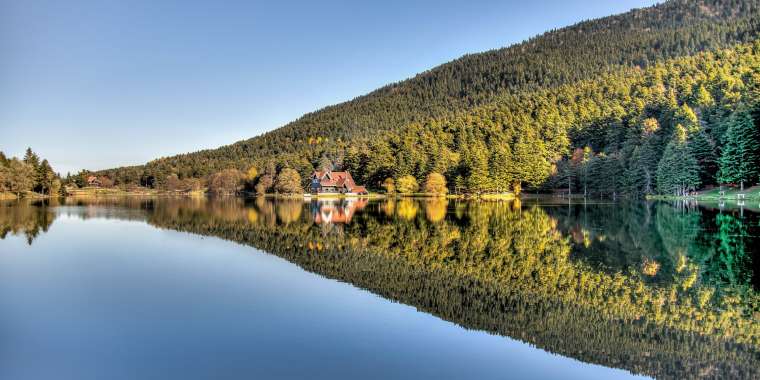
[688,128,718,186]
[506,135,552,190]
[22,148,39,168]
[579,146,593,197]
[693,84,714,109]
[595,153,624,198]
[674,104,699,133]
[364,140,395,188]
[556,159,575,196]
[717,106,760,190]
[23,148,41,191]
[461,131,490,193]
[317,156,333,171]
[624,120,660,196]
[37,159,55,195]
[489,142,513,193]
[656,125,700,195]
[453,175,465,195]
[0,164,7,193]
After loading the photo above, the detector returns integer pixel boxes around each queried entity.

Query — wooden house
[309,170,368,195]
[86,175,101,187]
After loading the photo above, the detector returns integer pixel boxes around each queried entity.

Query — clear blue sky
[1,0,659,175]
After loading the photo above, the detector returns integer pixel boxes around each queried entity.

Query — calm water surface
[0,197,758,379]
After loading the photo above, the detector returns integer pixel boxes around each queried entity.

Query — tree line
[0,148,61,197]
[88,0,760,196]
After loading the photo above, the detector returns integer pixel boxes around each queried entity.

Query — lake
[0,197,758,379]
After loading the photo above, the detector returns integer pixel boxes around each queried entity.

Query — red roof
[313,170,359,191]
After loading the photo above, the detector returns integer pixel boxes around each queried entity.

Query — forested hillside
[90,0,760,196]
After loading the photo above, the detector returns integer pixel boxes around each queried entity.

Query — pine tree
[23,148,41,191]
[674,104,699,133]
[23,147,39,168]
[37,159,55,195]
[453,175,465,195]
[694,84,714,109]
[623,117,664,196]
[461,131,490,193]
[717,106,760,191]
[657,125,700,195]
[688,128,717,186]
[596,153,624,198]
[317,156,333,171]
[625,140,658,195]
[0,164,7,193]
[489,142,513,193]
[579,146,593,197]
[506,135,552,190]
[556,159,575,196]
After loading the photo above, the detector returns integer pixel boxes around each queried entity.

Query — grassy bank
[646,186,760,201]
[384,192,514,200]
[22,188,513,200]
[65,187,156,197]
[64,186,209,197]
[0,192,19,200]
[0,192,63,200]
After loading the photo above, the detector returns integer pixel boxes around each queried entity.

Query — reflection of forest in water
[1,197,759,379]
[542,201,760,292]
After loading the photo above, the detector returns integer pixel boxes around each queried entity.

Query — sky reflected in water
[1,197,759,379]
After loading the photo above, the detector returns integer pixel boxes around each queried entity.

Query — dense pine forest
[88,0,760,196]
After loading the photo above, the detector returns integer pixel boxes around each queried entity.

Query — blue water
[0,207,646,380]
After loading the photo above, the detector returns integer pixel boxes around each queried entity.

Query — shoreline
[2,190,517,201]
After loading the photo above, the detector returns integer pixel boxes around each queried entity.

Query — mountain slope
[94,0,760,192]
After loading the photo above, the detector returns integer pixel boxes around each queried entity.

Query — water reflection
[0,200,56,244]
[544,201,760,292]
[312,198,368,224]
[1,197,758,379]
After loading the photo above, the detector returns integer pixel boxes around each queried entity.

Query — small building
[86,175,101,187]
[309,170,368,195]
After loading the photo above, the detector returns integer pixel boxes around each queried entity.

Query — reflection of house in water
[312,198,369,225]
